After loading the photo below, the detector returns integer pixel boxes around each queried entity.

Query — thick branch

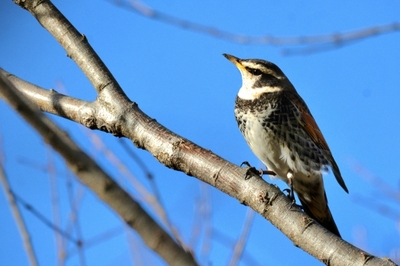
[9,0,397,265]
[3,53,397,266]
[0,73,198,266]
[14,0,127,99]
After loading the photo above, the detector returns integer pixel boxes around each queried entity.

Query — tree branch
[0,72,198,266]
[6,0,397,265]
[113,0,400,54]
[0,159,38,266]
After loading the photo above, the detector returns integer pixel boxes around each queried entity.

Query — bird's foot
[290,201,303,211]
[240,161,251,167]
[283,188,295,202]
[241,161,276,179]
[283,188,303,210]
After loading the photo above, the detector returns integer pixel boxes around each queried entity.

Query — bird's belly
[243,119,324,198]
[236,107,326,188]
[241,117,291,183]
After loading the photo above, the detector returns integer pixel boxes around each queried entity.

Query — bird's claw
[290,200,303,211]
[240,161,251,167]
[240,161,276,178]
[283,188,303,210]
[244,166,261,180]
[283,188,294,201]
[241,161,259,180]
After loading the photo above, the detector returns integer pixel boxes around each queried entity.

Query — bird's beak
[223,53,246,71]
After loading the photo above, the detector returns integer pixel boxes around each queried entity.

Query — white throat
[237,85,281,100]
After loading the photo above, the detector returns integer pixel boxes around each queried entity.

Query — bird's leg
[261,170,276,176]
[241,161,260,180]
[285,172,295,202]
[240,161,276,177]
[282,172,303,210]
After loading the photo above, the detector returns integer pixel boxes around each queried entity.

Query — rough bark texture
[0,72,197,266]
[3,0,397,265]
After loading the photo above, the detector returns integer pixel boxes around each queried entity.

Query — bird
[223,53,348,237]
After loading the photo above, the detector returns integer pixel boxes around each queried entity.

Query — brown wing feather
[285,91,349,193]
[285,91,330,151]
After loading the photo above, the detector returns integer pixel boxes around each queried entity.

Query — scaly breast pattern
[234,93,329,188]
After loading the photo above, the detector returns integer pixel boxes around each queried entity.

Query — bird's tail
[297,190,341,237]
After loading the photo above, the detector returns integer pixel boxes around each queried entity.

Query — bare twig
[189,182,213,264]
[125,226,146,266]
[0,70,197,266]
[119,139,153,180]
[82,129,185,247]
[63,169,86,265]
[0,144,38,266]
[69,226,123,256]
[113,0,400,54]
[199,182,212,262]
[350,162,400,221]
[45,148,71,266]
[5,0,397,265]
[353,195,400,221]
[5,67,385,266]
[213,228,262,266]
[353,163,400,202]
[12,192,80,244]
[228,208,255,266]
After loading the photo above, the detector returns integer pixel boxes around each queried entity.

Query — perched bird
[223,54,348,237]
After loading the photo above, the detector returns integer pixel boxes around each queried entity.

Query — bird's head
[223,53,294,100]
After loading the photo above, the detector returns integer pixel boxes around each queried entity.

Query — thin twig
[82,129,185,247]
[0,68,197,265]
[68,226,123,257]
[46,148,67,266]
[228,208,255,266]
[64,170,86,265]
[0,139,39,266]
[125,226,145,266]
[352,195,400,221]
[12,192,80,244]
[7,0,398,264]
[199,182,212,262]
[119,139,153,180]
[352,162,400,202]
[113,0,400,53]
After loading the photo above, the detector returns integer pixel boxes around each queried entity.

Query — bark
[0,72,197,266]
[2,0,396,265]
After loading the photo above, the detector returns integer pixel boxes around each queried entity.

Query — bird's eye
[247,68,263,76]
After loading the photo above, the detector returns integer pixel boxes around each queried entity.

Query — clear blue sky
[1,1,400,265]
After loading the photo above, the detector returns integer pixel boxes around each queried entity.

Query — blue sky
[1,1,400,265]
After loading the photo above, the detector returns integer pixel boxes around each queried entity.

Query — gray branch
[4,0,397,265]
[116,0,400,54]
[0,70,197,266]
